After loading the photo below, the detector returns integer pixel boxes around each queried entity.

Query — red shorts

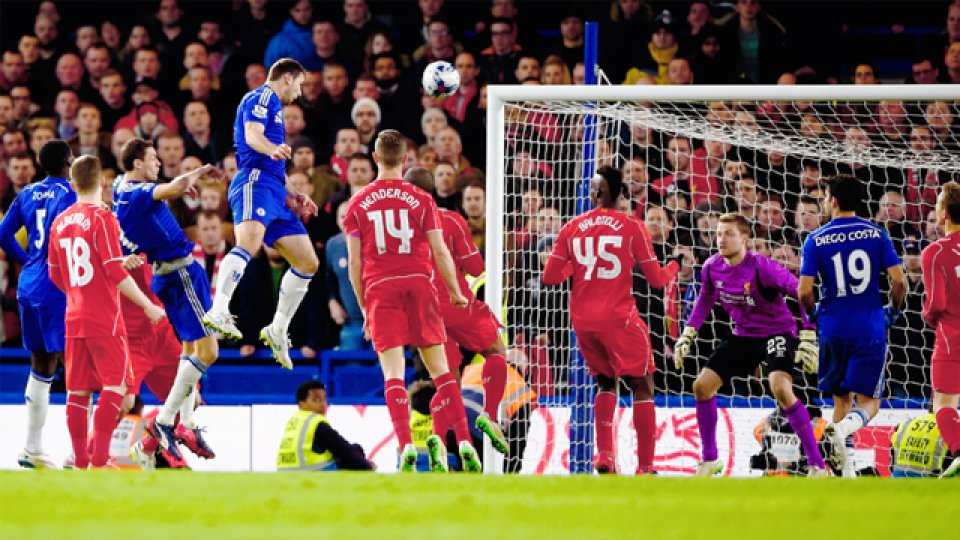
[575,314,655,379]
[442,300,502,369]
[128,323,182,401]
[365,276,446,352]
[65,336,134,392]
[932,356,960,394]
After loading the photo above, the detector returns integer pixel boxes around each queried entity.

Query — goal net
[484,85,960,476]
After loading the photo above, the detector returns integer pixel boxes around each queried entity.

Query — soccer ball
[421,60,460,99]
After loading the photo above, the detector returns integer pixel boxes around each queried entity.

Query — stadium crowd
[1,0,958,403]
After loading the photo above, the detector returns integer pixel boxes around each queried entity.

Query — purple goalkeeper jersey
[686,250,808,338]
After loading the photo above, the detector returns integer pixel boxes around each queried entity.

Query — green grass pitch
[1,471,957,539]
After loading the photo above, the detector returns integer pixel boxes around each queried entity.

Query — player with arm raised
[48,155,166,469]
[542,166,679,475]
[404,167,510,466]
[343,130,481,472]
[920,181,960,478]
[798,174,906,478]
[676,213,828,477]
[0,140,76,468]
[113,137,223,462]
[202,58,320,370]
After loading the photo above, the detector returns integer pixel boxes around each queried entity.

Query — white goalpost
[485,84,960,476]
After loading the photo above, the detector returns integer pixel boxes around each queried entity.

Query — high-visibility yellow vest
[411,409,433,449]
[891,413,949,476]
[462,362,536,419]
[276,410,335,471]
[110,414,145,470]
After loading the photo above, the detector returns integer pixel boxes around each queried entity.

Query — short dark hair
[38,139,72,176]
[120,137,152,172]
[267,58,306,81]
[295,380,326,403]
[404,166,434,192]
[824,174,863,212]
[490,16,514,31]
[596,165,623,200]
[797,195,820,209]
[942,181,960,224]
[348,152,374,169]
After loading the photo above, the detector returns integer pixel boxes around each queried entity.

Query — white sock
[270,268,314,335]
[157,356,206,426]
[177,356,200,429]
[211,247,252,314]
[835,408,869,438]
[25,371,53,453]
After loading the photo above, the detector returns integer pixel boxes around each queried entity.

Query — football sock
[270,268,314,335]
[784,401,826,469]
[594,391,617,458]
[211,247,251,313]
[696,396,719,462]
[430,392,450,437]
[481,353,507,422]
[835,407,870,438]
[633,399,656,473]
[66,393,91,469]
[384,378,412,448]
[24,370,53,454]
[90,390,124,467]
[936,408,960,454]
[434,372,471,444]
[141,409,160,453]
[157,356,206,426]
[177,356,200,429]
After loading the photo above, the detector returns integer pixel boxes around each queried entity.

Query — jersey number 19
[831,248,871,297]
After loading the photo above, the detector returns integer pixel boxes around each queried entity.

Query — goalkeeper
[673,213,828,477]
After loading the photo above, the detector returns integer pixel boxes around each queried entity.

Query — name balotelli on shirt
[577,215,624,232]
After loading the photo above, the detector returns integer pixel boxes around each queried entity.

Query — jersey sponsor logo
[275,111,283,124]
[357,188,422,211]
[252,105,267,119]
[338,257,347,269]
[814,228,881,246]
[256,207,266,217]
[55,212,91,234]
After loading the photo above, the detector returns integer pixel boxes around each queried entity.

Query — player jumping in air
[343,130,481,472]
[676,213,828,477]
[202,58,319,369]
[798,174,906,478]
[920,181,960,478]
[404,166,509,469]
[113,137,223,462]
[542,166,679,475]
[0,140,76,468]
[48,155,166,469]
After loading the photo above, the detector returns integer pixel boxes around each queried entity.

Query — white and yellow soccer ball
[421,60,460,99]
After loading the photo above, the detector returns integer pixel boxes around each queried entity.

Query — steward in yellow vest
[890,412,950,477]
[277,381,374,471]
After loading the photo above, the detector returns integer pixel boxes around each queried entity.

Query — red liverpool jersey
[431,208,483,304]
[921,230,960,359]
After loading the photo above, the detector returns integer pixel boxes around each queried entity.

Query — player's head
[69,155,102,195]
[295,380,327,415]
[590,165,623,209]
[120,137,160,181]
[38,138,73,177]
[824,174,863,216]
[404,166,434,192]
[938,180,960,227]
[716,212,751,259]
[267,58,306,104]
[373,129,406,170]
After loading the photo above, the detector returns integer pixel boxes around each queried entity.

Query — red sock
[430,392,450,436]
[595,391,617,458]
[936,408,960,454]
[481,353,507,422]
[90,390,124,467]
[434,372,471,444]
[384,378,412,448]
[633,400,656,474]
[66,393,91,469]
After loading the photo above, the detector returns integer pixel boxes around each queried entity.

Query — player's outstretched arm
[346,234,366,313]
[797,275,817,314]
[245,121,292,161]
[153,164,223,201]
[921,246,946,326]
[633,220,679,288]
[117,276,166,324]
[427,230,467,307]
[0,200,28,264]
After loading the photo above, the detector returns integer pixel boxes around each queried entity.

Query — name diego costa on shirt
[814,227,882,246]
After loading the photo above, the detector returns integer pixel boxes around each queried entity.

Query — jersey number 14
[367,209,413,254]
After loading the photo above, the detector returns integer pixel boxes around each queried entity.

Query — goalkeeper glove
[795,329,819,375]
[883,305,902,328]
[673,326,697,370]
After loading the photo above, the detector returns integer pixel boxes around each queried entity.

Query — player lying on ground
[0,140,76,468]
[542,166,679,475]
[404,166,509,468]
[343,130,481,472]
[798,174,906,478]
[675,212,828,477]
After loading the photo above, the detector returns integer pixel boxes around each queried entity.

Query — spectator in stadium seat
[97,70,131,132]
[434,126,473,175]
[623,10,680,84]
[180,65,229,133]
[196,16,231,76]
[350,97,380,148]
[793,195,824,244]
[327,152,374,217]
[462,181,486,252]
[412,17,462,70]
[572,62,586,84]
[54,52,98,106]
[153,0,189,74]
[18,35,40,71]
[691,207,719,263]
[230,0,281,70]
[688,26,738,84]
[83,44,112,92]
[0,96,14,130]
[621,156,650,217]
[0,153,36,212]
[944,42,960,83]
[182,101,229,164]
[286,171,327,251]
[263,0,315,67]
[667,57,694,85]
[352,74,380,102]
[549,12,585,73]
[290,136,340,212]
[651,136,717,207]
[431,160,461,212]
[852,62,878,85]
[33,14,61,67]
[0,50,28,93]
[155,131,186,183]
[541,55,572,85]
[303,20,355,77]
[26,119,56,161]
[732,173,760,220]
[131,47,164,90]
[876,191,919,254]
[53,89,79,141]
[74,24,100,58]
[193,211,231,299]
[69,103,113,170]
[714,0,788,83]
[514,54,541,83]
[420,107,448,146]
[643,206,675,262]
[924,100,959,150]
[338,0,388,69]
[325,202,370,351]
[480,17,522,85]
[117,24,151,74]
[329,127,361,183]
[244,63,268,91]
[316,62,354,146]
[756,194,796,246]
[925,208,944,242]
[2,129,28,163]
[369,52,416,135]
[10,86,38,129]
[444,52,481,124]
[417,144,437,170]
[907,54,941,84]
[283,103,307,146]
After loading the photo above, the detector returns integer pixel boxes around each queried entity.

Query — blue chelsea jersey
[233,85,286,181]
[112,176,193,262]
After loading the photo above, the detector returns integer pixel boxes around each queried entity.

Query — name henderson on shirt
[814,227,882,246]
[358,187,422,211]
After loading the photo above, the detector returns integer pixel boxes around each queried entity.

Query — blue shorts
[151,260,214,343]
[229,168,307,246]
[18,298,65,353]
[818,336,887,398]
